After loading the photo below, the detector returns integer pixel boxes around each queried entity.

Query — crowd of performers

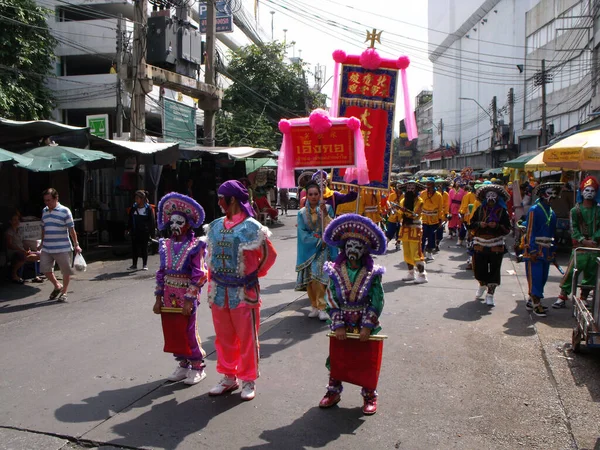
[150,170,600,416]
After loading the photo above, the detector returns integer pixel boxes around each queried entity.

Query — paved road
[0,214,599,450]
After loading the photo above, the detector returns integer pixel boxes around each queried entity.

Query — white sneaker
[318,310,329,321]
[485,294,495,306]
[241,380,256,401]
[184,369,207,385]
[456,240,463,246]
[142,266,148,271]
[475,286,486,300]
[415,272,428,284]
[401,270,415,281]
[209,375,239,396]
[308,307,320,318]
[167,366,189,382]
[425,252,434,261]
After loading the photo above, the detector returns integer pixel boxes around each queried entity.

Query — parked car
[288,187,299,210]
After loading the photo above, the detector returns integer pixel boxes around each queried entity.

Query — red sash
[161,312,192,356]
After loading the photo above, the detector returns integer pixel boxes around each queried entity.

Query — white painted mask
[582,186,597,200]
[485,191,498,203]
[345,238,366,261]
[169,213,187,235]
[542,188,558,202]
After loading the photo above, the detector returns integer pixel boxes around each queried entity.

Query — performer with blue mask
[523,182,564,317]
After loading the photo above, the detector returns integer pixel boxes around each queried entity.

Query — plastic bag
[73,253,87,272]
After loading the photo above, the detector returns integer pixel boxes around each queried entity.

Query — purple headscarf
[218,180,255,218]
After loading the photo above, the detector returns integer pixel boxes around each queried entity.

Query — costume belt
[451,199,462,204]
[165,274,191,288]
[422,210,439,216]
[473,236,505,247]
[364,206,378,212]
[211,270,258,288]
[535,237,553,248]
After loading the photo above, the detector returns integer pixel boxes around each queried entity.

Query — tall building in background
[427,0,537,169]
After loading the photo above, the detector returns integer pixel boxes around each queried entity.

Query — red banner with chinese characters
[290,123,356,169]
[344,106,389,182]
[333,64,397,189]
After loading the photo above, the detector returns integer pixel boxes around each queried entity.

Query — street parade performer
[154,192,208,386]
[204,180,277,401]
[312,170,358,215]
[448,179,466,239]
[319,213,386,415]
[523,182,564,317]
[434,178,450,252]
[398,180,428,283]
[296,181,338,320]
[419,178,445,261]
[554,176,600,309]
[469,183,511,307]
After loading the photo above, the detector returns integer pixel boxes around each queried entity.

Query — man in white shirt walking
[39,188,82,302]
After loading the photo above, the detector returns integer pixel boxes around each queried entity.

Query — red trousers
[211,305,260,381]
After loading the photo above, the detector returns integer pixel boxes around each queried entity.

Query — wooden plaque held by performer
[329,335,384,390]
[161,308,193,356]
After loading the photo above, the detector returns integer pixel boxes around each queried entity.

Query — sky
[252,0,433,124]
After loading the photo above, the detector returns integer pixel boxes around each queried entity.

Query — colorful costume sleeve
[154,239,166,296]
[243,238,277,278]
[333,190,358,205]
[499,208,511,234]
[459,193,470,215]
[184,245,208,302]
[443,192,450,217]
[438,195,445,221]
[326,278,345,331]
[360,275,384,331]
[525,208,539,256]
[570,206,584,243]
[592,208,600,242]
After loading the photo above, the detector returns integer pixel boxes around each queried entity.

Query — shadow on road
[502,301,537,337]
[443,299,492,322]
[0,284,42,302]
[89,271,137,281]
[240,406,366,450]
[261,281,297,295]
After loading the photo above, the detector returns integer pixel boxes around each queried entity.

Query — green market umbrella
[503,153,537,169]
[17,145,114,172]
[245,157,278,174]
[0,148,33,166]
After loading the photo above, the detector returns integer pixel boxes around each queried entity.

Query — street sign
[162,98,197,148]
[86,114,109,138]
[199,1,233,34]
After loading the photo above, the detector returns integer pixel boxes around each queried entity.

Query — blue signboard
[199,1,233,34]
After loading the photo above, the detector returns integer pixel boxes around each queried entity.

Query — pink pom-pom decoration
[359,48,382,70]
[332,49,347,64]
[347,116,361,131]
[396,56,410,70]
[309,109,332,134]
[278,119,291,133]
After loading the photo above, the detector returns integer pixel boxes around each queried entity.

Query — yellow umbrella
[543,130,600,170]
[524,151,561,172]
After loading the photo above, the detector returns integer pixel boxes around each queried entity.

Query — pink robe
[448,188,466,229]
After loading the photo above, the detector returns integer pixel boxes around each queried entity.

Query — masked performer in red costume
[154,193,208,386]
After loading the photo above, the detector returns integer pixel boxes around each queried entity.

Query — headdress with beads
[157,192,205,230]
[533,182,564,198]
[323,213,387,255]
[475,181,510,202]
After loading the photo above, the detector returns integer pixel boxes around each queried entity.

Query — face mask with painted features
[169,213,187,235]
[406,183,416,193]
[541,188,558,202]
[485,191,498,204]
[582,186,597,200]
[345,238,366,262]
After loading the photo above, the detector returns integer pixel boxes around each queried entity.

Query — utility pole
[491,96,497,167]
[508,88,514,146]
[130,0,147,142]
[541,59,547,146]
[439,118,444,169]
[203,0,216,146]
[116,14,123,138]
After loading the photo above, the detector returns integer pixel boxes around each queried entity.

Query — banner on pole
[333,64,397,189]
[290,124,356,169]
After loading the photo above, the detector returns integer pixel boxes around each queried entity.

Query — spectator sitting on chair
[254,193,278,222]
[5,213,42,284]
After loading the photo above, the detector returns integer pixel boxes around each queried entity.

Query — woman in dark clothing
[127,190,156,270]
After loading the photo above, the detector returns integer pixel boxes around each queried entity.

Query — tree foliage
[215,42,326,150]
[0,0,56,120]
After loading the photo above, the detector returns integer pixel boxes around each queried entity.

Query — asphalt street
[1,214,599,450]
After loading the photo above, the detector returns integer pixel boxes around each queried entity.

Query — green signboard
[162,98,196,148]
[86,114,109,138]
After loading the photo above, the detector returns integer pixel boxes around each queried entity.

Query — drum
[329,335,384,390]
